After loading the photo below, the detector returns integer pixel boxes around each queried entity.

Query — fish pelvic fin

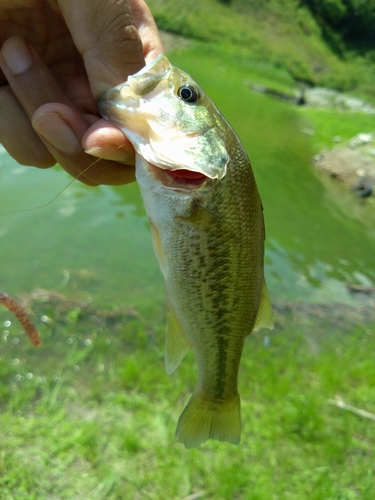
[165,305,190,375]
[253,280,274,331]
[176,392,241,448]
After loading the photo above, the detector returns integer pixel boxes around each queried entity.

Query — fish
[97,54,274,448]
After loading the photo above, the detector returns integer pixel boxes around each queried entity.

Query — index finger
[57,0,163,97]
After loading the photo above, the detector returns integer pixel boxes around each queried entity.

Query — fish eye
[177,84,200,103]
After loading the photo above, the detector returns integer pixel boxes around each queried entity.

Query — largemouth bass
[98,54,273,448]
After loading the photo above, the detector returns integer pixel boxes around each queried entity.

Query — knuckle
[0,85,56,168]
[17,140,56,168]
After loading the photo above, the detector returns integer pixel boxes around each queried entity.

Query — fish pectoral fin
[149,220,168,278]
[165,305,190,375]
[253,280,274,331]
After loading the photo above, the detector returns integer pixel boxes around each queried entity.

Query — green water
[1,49,374,316]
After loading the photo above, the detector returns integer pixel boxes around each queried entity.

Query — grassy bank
[148,0,375,101]
[1,294,375,499]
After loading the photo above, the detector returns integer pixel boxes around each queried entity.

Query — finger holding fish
[0,0,164,187]
[0,37,135,186]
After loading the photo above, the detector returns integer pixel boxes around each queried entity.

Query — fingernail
[84,144,135,165]
[2,37,33,76]
[33,113,79,154]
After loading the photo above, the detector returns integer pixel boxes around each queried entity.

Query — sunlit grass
[148,0,375,100]
[297,108,375,152]
[1,295,374,499]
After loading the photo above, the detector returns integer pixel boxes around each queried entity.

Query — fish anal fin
[176,392,241,448]
[149,221,168,278]
[165,305,190,375]
[253,280,274,331]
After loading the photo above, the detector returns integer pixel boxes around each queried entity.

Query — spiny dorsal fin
[165,305,190,375]
[253,280,274,331]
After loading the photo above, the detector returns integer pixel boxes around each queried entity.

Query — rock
[352,182,373,198]
[248,82,375,114]
[303,88,375,114]
[314,147,375,196]
[349,133,374,148]
[313,130,375,196]
[248,82,302,104]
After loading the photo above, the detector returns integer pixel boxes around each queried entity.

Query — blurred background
[1,1,375,498]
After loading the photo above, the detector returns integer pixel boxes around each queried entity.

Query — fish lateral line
[194,200,238,234]
[0,291,42,347]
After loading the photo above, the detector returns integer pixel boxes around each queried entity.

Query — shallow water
[0,149,163,314]
[0,49,374,320]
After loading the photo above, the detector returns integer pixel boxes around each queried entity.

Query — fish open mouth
[165,169,207,186]
[145,162,209,189]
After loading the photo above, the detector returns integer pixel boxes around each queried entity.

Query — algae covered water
[1,49,374,316]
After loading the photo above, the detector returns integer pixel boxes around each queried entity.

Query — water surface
[1,48,374,318]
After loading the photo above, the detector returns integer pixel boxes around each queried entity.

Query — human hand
[0,0,163,185]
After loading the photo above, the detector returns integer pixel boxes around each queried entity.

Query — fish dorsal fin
[253,281,274,331]
[149,221,168,279]
[165,305,190,375]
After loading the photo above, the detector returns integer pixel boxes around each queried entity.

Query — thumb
[57,0,146,98]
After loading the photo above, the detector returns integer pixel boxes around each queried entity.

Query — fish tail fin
[176,392,241,448]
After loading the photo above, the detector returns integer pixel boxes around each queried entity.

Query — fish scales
[98,54,273,448]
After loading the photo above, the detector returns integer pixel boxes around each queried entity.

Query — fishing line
[0,146,124,217]
[0,144,7,192]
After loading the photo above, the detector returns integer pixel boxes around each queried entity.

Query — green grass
[1,295,374,499]
[297,107,375,152]
[148,0,375,101]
